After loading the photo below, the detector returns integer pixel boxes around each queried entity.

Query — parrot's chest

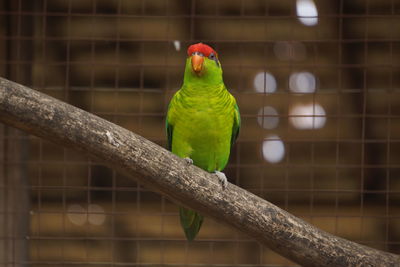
[172,105,233,171]
[184,107,230,141]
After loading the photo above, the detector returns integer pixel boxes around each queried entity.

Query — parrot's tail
[179,207,204,241]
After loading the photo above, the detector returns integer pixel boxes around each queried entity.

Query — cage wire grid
[1,0,400,266]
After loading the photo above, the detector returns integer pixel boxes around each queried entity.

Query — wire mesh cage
[1,0,400,266]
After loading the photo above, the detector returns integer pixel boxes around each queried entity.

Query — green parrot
[165,43,241,241]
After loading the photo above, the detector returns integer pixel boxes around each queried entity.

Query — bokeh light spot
[289,71,316,93]
[67,204,87,226]
[173,40,181,51]
[296,0,318,26]
[257,106,279,129]
[273,41,306,61]
[262,135,285,163]
[289,103,326,129]
[254,72,277,93]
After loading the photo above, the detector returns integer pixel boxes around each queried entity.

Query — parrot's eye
[192,51,204,57]
[208,53,219,67]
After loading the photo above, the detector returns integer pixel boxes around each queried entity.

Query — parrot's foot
[184,157,194,165]
[214,171,228,189]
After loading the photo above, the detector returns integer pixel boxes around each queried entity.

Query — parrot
[165,43,241,241]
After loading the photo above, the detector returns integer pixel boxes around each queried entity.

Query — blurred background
[1,0,400,266]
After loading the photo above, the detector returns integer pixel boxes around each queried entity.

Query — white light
[262,135,285,163]
[289,71,316,93]
[173,40,181,51]
[290,103,326,129]
[254,72,277,93]
[67,204,87,226]
[88,204,106,225]
[273,41,306,61]
[257,106,279,129]
[296,0,318,26]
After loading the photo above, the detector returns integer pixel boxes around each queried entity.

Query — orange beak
[191,54,204,75]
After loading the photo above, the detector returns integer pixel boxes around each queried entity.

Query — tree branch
[0,77,398,266]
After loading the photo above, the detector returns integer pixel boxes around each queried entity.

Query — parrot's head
[184,43,223,85]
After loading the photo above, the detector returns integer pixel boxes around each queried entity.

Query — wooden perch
[0,77,399,267]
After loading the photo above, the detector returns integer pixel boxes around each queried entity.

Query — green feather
[231,103,241,147]
[166,116,173,151]
[166,50,240,241]
[179,207,204,241]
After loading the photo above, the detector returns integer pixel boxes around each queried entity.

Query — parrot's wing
[230,103,241,147]
[166,107,173,151]
[166,116,173,151]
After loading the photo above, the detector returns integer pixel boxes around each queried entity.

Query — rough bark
[0,77,399,267]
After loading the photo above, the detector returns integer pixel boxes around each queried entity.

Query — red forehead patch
[187,43,218,58]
